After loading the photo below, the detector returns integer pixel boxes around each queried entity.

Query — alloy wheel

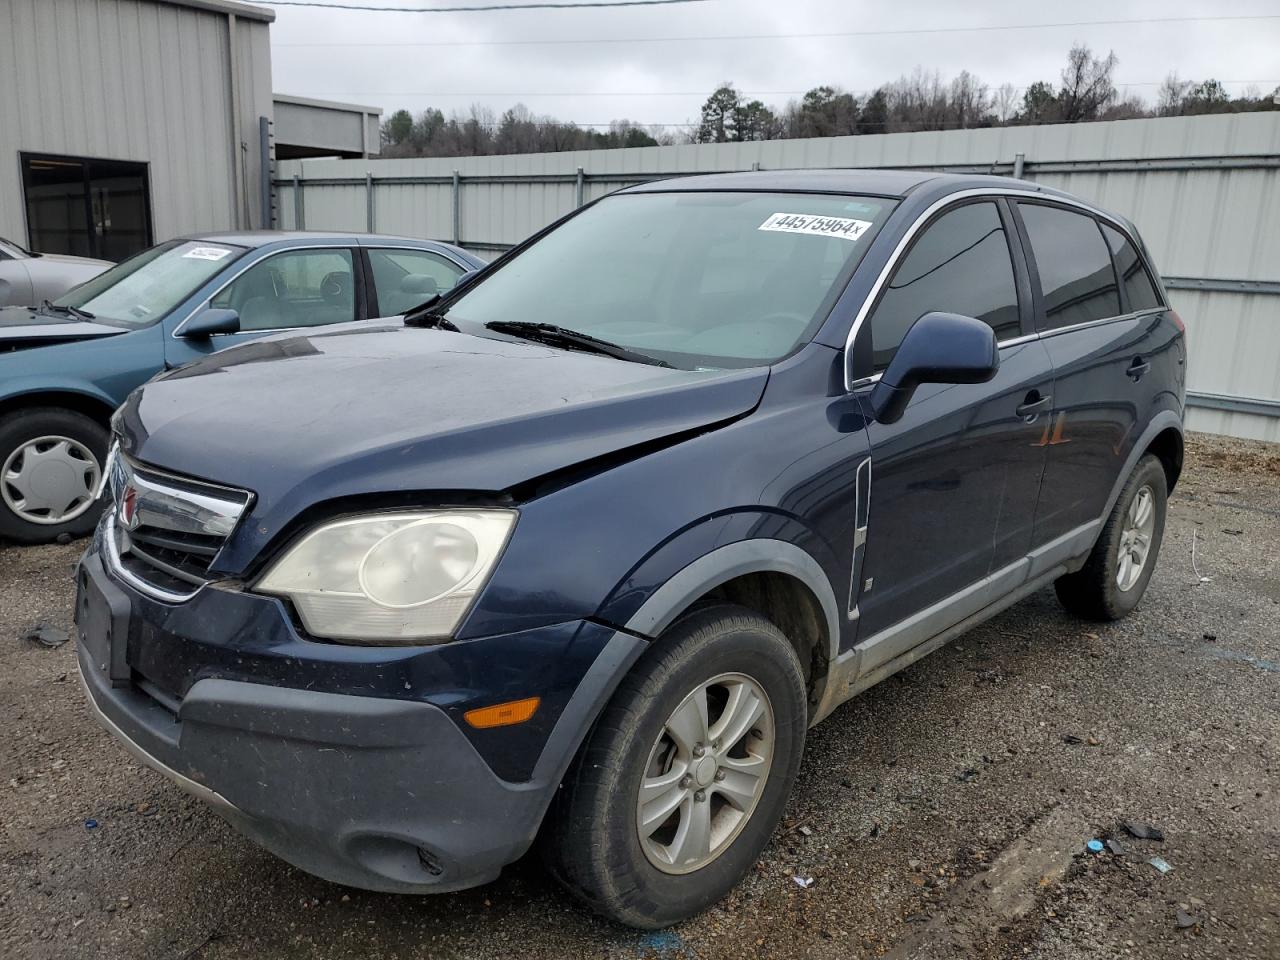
[1116,484,1156,591]
[636,672,775,875]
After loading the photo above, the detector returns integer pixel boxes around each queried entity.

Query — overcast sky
[265,0,1280,130]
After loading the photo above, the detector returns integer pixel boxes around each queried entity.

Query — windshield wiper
[41,300,95,321]
[404,310,457,331]
[484,321,671,367]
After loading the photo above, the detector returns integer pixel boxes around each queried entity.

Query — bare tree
[1057,45,1118,122]
[949,70,992,129]
[994,83,1019,124]
[1157,73,1190,116]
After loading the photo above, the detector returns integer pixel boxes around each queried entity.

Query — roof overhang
[272,94,384,160]
[155,0,275,23]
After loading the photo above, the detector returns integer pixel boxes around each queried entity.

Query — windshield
[53,240,247,328]
[442,191,894,368]
[0,236,31,259]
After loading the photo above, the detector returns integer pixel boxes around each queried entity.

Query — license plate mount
[75,563,132,688]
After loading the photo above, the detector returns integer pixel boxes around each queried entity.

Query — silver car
[0,236,111,307]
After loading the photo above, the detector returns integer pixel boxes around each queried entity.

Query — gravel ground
[1,432,1277,959]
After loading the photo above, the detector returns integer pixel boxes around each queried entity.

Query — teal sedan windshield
[53,240,247,329]
[444,191,894,368]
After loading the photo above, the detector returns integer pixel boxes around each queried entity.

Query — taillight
[1169,309,1186,333]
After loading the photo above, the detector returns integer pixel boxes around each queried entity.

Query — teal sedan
[0,231,483,543]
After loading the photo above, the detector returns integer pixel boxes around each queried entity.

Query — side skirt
[811,520,1099,724]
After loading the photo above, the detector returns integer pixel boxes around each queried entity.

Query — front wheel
[0,408,109,544]
[1054,453,1168,620]
[543,604,807,928]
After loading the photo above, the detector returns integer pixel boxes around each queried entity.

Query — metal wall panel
[275,113,1280,441]
[0,0,275,250]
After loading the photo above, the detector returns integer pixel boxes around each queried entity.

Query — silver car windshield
[443,191,895,369]
[0,236,31,259]
[53,240,247,329]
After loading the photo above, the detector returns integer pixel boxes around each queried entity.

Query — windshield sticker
[758,213,873,242]
[182,246,232,261]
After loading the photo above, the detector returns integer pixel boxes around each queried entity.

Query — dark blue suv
[74,171,1185,928]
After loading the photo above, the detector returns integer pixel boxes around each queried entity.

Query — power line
[273,13,1280,46]
[260,0,711,10]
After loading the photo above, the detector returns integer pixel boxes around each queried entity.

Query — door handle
[1015,391,1052,421]
[1127,357,1151,381]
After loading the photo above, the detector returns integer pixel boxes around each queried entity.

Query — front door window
[211,249,357,331]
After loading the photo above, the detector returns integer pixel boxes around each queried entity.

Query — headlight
[256,510,516,644]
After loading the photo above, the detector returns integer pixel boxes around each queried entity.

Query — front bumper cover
[75,540,645,893]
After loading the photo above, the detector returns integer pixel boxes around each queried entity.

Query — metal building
[0,0,381,262]
[0,0,277,260]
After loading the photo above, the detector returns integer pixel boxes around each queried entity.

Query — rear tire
[1054,454,1167,621]
[0,408,108,544]
[542,604,807,928]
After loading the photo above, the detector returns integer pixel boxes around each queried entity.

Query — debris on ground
[84,819,98,830]
[1123,821,1165,841]
[22,622,69,648]
[1149,856,1173,874]
[792,875,815,889]
[1062,734,1084,745]
[1106,839,1125,855]
[1086,840,1104,854]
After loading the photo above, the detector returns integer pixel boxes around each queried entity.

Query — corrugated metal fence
[275,113,1280,442]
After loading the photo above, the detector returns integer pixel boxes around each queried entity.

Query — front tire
[543,604,807,928]
[0,408,108,544]
[1054,454,1168,620]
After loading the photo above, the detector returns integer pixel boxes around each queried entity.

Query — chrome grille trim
[104,454,252,603]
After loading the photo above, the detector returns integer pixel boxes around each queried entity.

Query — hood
[118,323,768,559]
[30,252,113,268]
[0,305,126,351]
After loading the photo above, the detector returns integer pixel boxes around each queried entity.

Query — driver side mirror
[182,307,240,339]
[868,311,999,425]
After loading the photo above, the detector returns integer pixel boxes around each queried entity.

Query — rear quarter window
[1101,223,1163,312]
[1017,203,1120,331]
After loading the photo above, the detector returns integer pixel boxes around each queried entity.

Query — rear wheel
[543,604,807,928]
[1054,454,1167,620]
[0,408,108,544]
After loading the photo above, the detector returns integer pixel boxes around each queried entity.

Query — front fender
[0,375,120,414]
[596,512,843,663]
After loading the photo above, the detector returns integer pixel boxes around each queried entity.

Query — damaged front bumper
[74,537,643,893]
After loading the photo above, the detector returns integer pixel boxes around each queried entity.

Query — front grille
[105,453,252,601]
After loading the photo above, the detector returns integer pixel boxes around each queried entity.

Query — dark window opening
[867,200,1022,372]
[1100,223,1163,312]
[21,153,153,261]
[1017,202,1121,331]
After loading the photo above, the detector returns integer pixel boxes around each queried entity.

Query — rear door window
[867,200,1021,372]
[1100,223,1163,312]
[368,248,466,316]
[1017,203,1120,330]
